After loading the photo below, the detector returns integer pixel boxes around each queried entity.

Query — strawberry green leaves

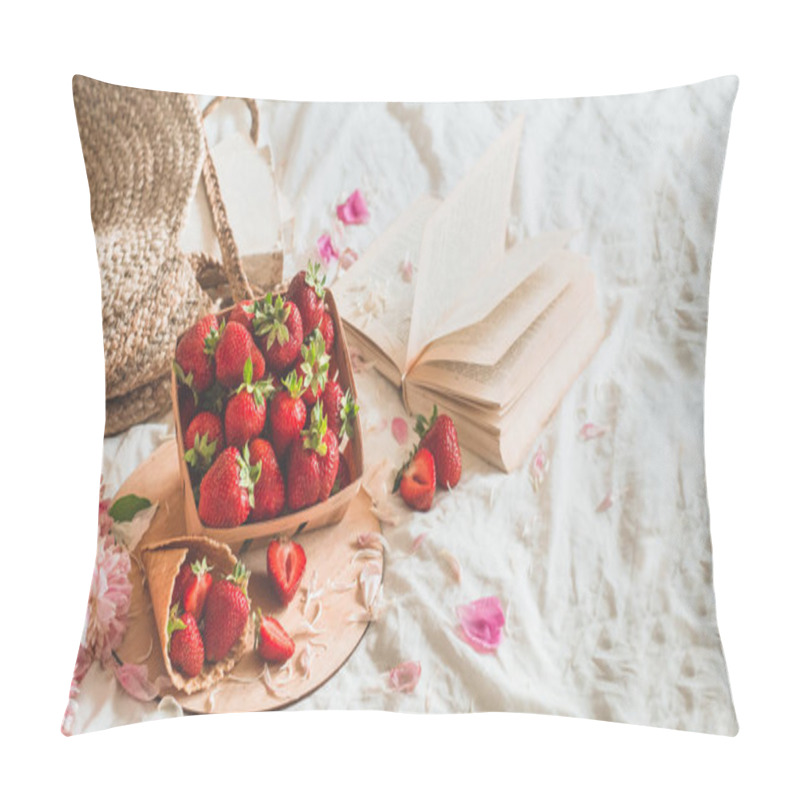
[108,494,152,523]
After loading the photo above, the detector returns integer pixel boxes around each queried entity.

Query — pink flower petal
[388,661,421,693]
[391,417,409,445]
[114,662,159,702]
[439,549,462,583]
[336,189,370,225]
[410,533,427,554]
[596,490,614,512]
[338,247,358,271]
[317,233,340,265]
[399,256,414,283]
[529,445,549,492]
[579,423,608,441]
[456,597,505,653]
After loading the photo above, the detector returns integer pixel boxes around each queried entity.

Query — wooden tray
[115,440,382,713]
[171,289,365,546]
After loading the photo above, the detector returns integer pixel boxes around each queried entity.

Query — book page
[405,117,524,370]
[416,245,585,368]
[408,266,595,408]
[334,194,440,371]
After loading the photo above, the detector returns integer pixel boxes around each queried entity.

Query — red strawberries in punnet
[224,358,274,449]
[254,293,304,373]
[174,267,361,531]
[286,262,326,337]
[249,438,285,521]
[198,446,260,527]
[294,329,330,407]
[183,411,224,472]
[286,402,339,510]
[215,320,266,389]
[174,314,219,393]
[270,370,309,460]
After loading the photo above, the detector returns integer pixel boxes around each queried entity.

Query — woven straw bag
[73,77,261,435]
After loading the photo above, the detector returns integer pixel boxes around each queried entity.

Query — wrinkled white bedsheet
[74,78,738,735]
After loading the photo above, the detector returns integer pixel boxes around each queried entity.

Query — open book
[335,117,604,471]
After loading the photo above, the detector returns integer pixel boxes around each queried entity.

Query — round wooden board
[115,440,382,713]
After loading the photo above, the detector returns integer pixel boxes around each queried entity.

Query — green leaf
[109,494,152,523]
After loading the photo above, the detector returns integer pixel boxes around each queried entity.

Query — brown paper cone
[142,535,255,694]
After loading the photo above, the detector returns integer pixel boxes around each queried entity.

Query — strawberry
[175,314,219,393]
[286,402,338,508]
[256,614,295,663]
[228,300,256,335]
[249,438,285,521]
[224,358,274,449]
[415,406,462,489]
[171,562,194,608]
[269,369,309,459]
[203,561,250,662]
[286,262,326,337]
[319,311,335,355]
[177,385,198,432]
[308,400,340,501]
[294,329,330,406]
[254,293,304,372]
[266,538,306,605]
[198,446,261,527]
[181,557,213,620]
[215,320,265,389]
[394,447,436,511]
[168,606,204,677]
[321,380,358,441]
[183,411,224,473]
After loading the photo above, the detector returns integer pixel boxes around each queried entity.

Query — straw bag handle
[197,96,261,303]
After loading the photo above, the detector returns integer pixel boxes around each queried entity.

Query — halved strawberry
[415,405,462,489]
[394,447,436,511]
[181,557,213,620]
[256,614,295,663]
[266,538,306,605]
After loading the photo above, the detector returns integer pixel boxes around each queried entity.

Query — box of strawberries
[171,263,364,546]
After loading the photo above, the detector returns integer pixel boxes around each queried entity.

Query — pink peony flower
[114,663,160,702]
[387,661,422,693]
[317,232,340,265]
[84,531,132,666]
[336,189,370,225]
[456,597,505,653]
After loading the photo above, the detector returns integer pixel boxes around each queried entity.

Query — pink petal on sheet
[456,597,505,653]
[336,189,370,225]
[410,533,427,554]
[391,417,409,445]
[399,256,414,283]
[114,662,159,702]
[357,532,384,550]
[388,661,422,693]
[439,549,462,583]
[579,422,608,441]
[596,490,614,512]
[338,247,359,271]
[529,445,550,492]
[317,232,340,265]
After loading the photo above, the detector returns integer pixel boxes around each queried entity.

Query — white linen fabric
[73,77,738,735]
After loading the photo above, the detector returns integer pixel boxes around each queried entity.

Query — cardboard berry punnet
[171,288,364,547]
